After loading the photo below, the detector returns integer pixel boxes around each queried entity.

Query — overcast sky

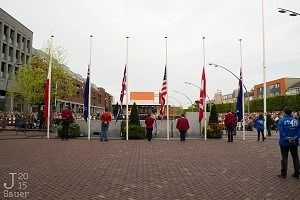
[1,0,300,107]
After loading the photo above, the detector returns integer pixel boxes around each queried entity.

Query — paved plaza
[0,131,300,200]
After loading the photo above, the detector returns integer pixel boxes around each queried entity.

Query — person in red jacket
[145,114,155,141]
[100,108,112,141]
[61,105,73,140]
[176,114,190,141]
[224,110,236,142]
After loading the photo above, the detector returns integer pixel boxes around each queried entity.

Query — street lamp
[278,8,300,16]
[184,81,212,111]
[169,96,183,109]
[173,90,194,112]
[209,63,250,114]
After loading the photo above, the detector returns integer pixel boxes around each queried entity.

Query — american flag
[160,65,167,115]
[116,65,127,120]
[198,67,206,122]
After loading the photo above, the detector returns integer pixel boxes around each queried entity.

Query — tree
[209,104,219,124]
[8,44,76,106]
[129,102,140,126]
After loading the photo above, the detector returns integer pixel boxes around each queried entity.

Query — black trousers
[226,125,234,142]
[146,128,153,141]
[257,130,265,141]
[267,128,271,136]
[180,130,187,141]
[62,120,70,139]
[280,146,300,176]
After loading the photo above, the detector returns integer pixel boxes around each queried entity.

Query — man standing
[145,114,155,141]
[100,108,112,141]
[176,114,190,142]
[277,107,300,179]
[61,105,73,140]
[255,114,265,142]
[224,110,236,142]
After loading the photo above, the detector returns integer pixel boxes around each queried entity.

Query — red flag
[199,67,206,122]
[44,60,51,126]
[43,74,50,125]
[160,66,167,115]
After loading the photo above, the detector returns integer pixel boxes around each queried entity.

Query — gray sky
[1,0,300,107]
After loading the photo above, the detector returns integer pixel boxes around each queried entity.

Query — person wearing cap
[277,107,300,179]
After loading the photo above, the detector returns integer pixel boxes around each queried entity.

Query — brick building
[253,77,300,99]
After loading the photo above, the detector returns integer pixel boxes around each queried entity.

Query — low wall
[76,112,210,138]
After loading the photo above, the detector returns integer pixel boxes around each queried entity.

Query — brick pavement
[0,134,299,199]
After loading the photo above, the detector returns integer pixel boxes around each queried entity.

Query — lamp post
[209,63,250,114]
[173,90,194,112]
[278,8,300,16]
[169,96,183,109]
[184,81,212,111]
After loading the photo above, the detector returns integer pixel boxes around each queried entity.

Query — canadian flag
[198,67,206,122]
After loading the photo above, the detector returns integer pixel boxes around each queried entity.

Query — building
[253,77,300,99]
[286,81,300,95]
[0,8,113,114]
[0,8,33,110]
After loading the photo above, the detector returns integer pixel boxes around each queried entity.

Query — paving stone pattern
[0,136,300,199]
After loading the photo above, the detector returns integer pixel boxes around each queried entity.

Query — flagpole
[202,37,207,141]
[126,36,129,141]
[239,39,245,141]
[165,36,169,141]
[88,35,92,140]
[262,0,267,138]
[47,35,54,139]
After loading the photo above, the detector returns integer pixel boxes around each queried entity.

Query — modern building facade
[0,8,33,110]
[253,77,300,99]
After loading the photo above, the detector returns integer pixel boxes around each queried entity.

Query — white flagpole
[262,0,267,138]
[126,36,129,141]
[202,37,207,141]
[165,36,169,141]
[47,35,54,139]
[88,35,92,140]
[239,39,245,141]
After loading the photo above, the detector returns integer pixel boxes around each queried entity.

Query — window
[1,62,5,78]
[17,33,21,48]
[10,29,15,44]
[3,25,8,41]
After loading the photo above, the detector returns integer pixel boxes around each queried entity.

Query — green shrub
[121,121,145,139]
[57,122,81,138]
[203,123,223,139]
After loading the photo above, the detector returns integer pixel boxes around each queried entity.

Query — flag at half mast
[236,68,243,121]
[116,65,127,120]
[160,65,167,115]
[83,64,90,122]
[199,67,206,122]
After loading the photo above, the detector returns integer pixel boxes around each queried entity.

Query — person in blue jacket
[277,107,300,179]
[255,114,265,142]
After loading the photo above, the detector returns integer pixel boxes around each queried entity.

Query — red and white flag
[199,67,206,122]
[160,65,167,115]
[43,69,51,125]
